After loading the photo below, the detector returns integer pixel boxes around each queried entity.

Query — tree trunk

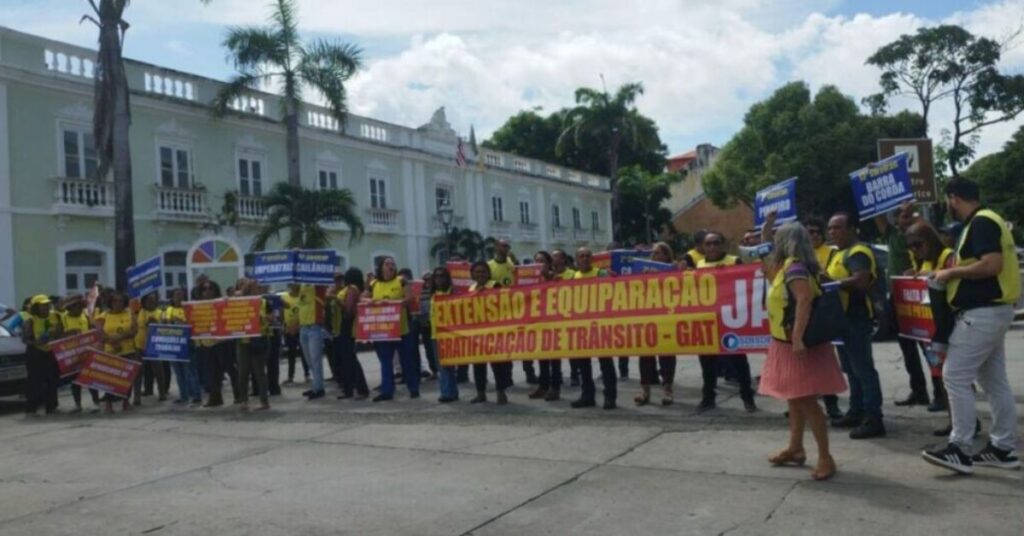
[98,10,136,291]
[285,103,301,187]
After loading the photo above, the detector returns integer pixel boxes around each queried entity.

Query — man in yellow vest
[489,239,539,385]
[922,179,1020,474]
[570,247,617,410]
[826,211,885,439]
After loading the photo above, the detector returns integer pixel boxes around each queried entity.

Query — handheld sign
[754,177,797,229]
[294,249,337,285]
[184,297,263,339]
[126,256,162,298]
[252,251,296,284]
[891,276,935,342]
[143,324,192,362]
[74,350,142,399]
[850,153,914,219]
[594,250,652,275]
[50,330,102,377]
[514,264,545,286]
[356,301,403,341]
[630,259,676,274]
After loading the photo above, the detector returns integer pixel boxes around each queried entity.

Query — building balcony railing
[551,226,569,241]
[518,222,539,242]
[366,207,400,232]
[54,177,114,214]
[573,227,590,241]
[237,195,267,220]
[154,185,206,219]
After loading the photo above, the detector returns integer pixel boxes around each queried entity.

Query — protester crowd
[5,178,1019,479]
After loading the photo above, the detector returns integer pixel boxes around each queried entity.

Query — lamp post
[438,200,454,263]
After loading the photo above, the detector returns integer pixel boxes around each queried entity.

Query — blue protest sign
[849,152,914,219]
[294,249,338,284]
[754,177,797,229]
[609,250,651,275]
[143,324,191,362]
[630,258,677,274]
[126,255,162,298]
[253,251,296,284]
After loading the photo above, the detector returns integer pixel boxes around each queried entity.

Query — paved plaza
[1,331,1022,536]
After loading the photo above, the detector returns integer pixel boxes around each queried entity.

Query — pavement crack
[763,480,800,523]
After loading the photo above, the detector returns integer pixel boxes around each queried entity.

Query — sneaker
[926,398,948,413]
[971,443,1021,470]
[410,392,421,400]
[894,393,929,407]
[922,444,974,475]
[570,398,596,409]
[528,387,548,400]
[438,396,458,403]
[603,399,617,410]
[470,393,487,404]
[831,412,864,429]
[305,390,325,400]
[849,417,886,439]
[743,399,758,413]
[544,387,561,402]
[695,398,716,414]
[372,394,393,402]
[824,400,843,420]
[496,390,508,405]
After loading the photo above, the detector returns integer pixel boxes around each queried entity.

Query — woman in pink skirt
[760,221,847,481]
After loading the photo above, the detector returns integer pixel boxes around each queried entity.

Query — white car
[0,325,27,397]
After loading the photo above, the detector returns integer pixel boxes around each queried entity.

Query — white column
[475,172,487,236]
[413,162,429,272]
[0,83,14,306]
[536,186,548,251]
[401,160,419,274]
[464,168,477,231]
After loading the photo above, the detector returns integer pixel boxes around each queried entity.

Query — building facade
[0,28,612,305]
[664,144,753,246]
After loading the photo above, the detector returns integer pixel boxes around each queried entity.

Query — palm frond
[270,0,299,48]
[223,26,285,71]
[211,72,263,117]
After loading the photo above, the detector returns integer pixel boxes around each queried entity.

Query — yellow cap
[30,294,51,306]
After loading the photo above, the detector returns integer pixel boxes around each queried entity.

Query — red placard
[514,264,545,286]
[74,350,142,399]
[447,261,473,293]
[409,280,424,314]
[892,277,935,342]
[184,297,263,339]
[50,330,102,377]
[356,301,403,341]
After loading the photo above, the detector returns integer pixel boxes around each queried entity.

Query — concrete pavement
[1,329,1022,535]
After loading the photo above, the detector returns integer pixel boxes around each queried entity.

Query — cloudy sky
[7,0,1024,159]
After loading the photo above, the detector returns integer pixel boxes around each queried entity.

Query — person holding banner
[332,268,370,400]
[96,290,139,412]
[635,242,678,407]
[418,271,440,379]
[194,280,239,408]
[432,267,460,403]
[296,284,328,400]
[21,295,62,415]
[468,261,514,405]
[280,285,309,385]
[234,279,271,411]
[923,179,1021,474]
[570,248,618,410]
[490,239,539,385]
[365,256,420,402]
[164,288,201,406]
[826,212,886,439]
[682,230,709,269]
[528,251,564,402]
[137,293,169,402]
[695,233,756,413]
[759,222,846,481]
[59,294,100,412]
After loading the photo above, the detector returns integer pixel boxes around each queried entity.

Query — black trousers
[457,365,469,383]
[267,331,281,395]
[421,323,439,374]
[699,354,753,402]
[143,361,171,396]
[522,360,536,377]
[575,357,616,402]
[473,362,513,392]
[897,333,928,398]
[618,356,629,377]
[202,343,240,405]
[25,347,59,413]
[639,356,676,386]
[284,333,308,380]
[538,359,563,389]
[336,334,368,396]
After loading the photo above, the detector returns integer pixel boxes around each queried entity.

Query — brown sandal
[811,458,837,481]
[769,449,807,466]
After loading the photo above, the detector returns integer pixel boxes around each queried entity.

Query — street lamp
[438,200,454,263]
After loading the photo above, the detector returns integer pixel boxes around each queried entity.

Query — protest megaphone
[737,242,773,264]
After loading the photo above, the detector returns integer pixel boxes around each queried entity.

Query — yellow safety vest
[814,244,836,271]
[488,258,515,288]
[60,311,91,334]
[553,268,576,281]
[573,267,606,279]
[766,258,821,341]
[468,280,498,292]
[948,208,1020,308]
[28,312,59,350]
[914,248,954,273]
[371,277,408,336]
[697,255,738,268]
[135,308,158,351]
[826,243,876,316]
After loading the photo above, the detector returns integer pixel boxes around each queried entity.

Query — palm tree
[251,183,364,251]
[430,228,498,262]
[212,0,362,187]
[81,0,136,290]
[556,82,645,242]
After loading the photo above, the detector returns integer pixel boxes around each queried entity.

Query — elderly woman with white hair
[759,217,847,481]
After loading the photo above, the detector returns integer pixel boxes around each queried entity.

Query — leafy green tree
[429,228,498,263]
[213,0,362,187]
[616,166,682,245]
[965,125,1024,241]
[866,25,1024,176]
[251,183,364,251]
[703,82,924,220]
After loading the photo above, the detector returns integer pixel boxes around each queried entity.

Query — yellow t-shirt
[280,292,300,330]
[330,288,347,336]
[297,285,321,327]
[488,258,515,288]
[102,310,136,356]
[372,277,408,336]
[135,308,159,351]
[573,267,606,280]
[162,305,186,324]
[27,312,61,350]
[60,311,91,334]
[554,268,576,281]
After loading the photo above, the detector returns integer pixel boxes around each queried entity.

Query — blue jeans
[173,349,201,402]
[299,325,325,393]
[437,341,459,399]
[837,314,883,419]
[374,333,419,397]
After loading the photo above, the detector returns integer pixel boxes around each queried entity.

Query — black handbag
[784,278,848,348]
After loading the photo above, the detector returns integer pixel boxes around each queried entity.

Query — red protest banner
[447,261,473,293]
[74,350,142,398]
[356,301,403,341]
[892,276,935,342]
[433,264,770,366]
[185,297,262,339]
[409,280,424,314]
[514,264,545,287]
[50,330,101,377]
